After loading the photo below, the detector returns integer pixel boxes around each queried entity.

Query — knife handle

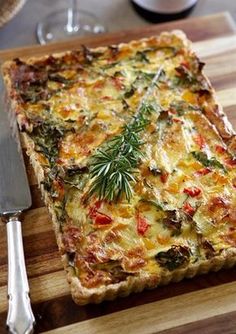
[6,217,35,334]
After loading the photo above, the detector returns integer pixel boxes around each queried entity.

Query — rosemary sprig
[88,67,163,202]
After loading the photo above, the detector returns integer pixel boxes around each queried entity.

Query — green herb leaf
[89,114,148,201]
[88,67,163,202]
[139,199,164,210]
[192,151,227,172]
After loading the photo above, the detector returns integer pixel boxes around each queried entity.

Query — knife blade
[0,73,35,333]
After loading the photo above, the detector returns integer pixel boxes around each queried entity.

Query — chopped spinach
[139,198,164,211]
[20,89,49,104]
[135,71,156,82]
[64,119,76,123]
[134,69,166,87]
[67,252,76,266]
[201,239,215,259]
[54,196,67,226]
[64,166,89,190]
[162,210,182,236]
[48,73,74,84]
[32,123,64,165]
[124,86,135,99]
[12,58,76,103]
[174,65,197,86]
[66,165,89,177]
[41,165,61,192]
[148,165,161,176]
[155,245,190,271]
[192,151,227,173]
[122,99,130,110]
[134,51,150,63]
[113,70,126,78]
[169,101,200,116]
[102,61,119,70]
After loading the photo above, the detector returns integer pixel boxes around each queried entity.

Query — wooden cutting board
[1,12,236,334]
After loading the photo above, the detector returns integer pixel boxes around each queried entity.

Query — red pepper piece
[183,202,195,216]
[136,213,150,236]
[181,61,190,69]
[89,201,112,225]
[195,167,211,176]
[215,144,226,154]
[209,196,229,211]
[183,186,201,197]
[168,108,177,115]
[101,95,113,101]
[160,171,169,183]
[173,118,184,124]
[94,212,113,225]
[88,200,102,219]
[193,134,206,149]
[224,157,236,167]
[232,177,236,188]
[94,81,104,89]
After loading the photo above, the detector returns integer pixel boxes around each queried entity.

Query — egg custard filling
[3,31,236,301]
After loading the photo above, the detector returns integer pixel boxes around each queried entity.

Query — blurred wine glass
[36,0,106,44]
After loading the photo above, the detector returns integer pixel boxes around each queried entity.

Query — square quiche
[3,31,236,304]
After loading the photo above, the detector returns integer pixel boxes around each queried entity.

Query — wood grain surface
[0,12,235,60]
[1,12,236,334]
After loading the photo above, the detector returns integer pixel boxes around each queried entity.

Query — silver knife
[0,74,35,333]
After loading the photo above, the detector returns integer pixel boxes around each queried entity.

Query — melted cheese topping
[8,32,236,289]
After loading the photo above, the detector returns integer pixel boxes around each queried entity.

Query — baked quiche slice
[3,30,236,304]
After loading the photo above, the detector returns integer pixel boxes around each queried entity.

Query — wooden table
[1,12,236,334]
[1,0,236,49]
